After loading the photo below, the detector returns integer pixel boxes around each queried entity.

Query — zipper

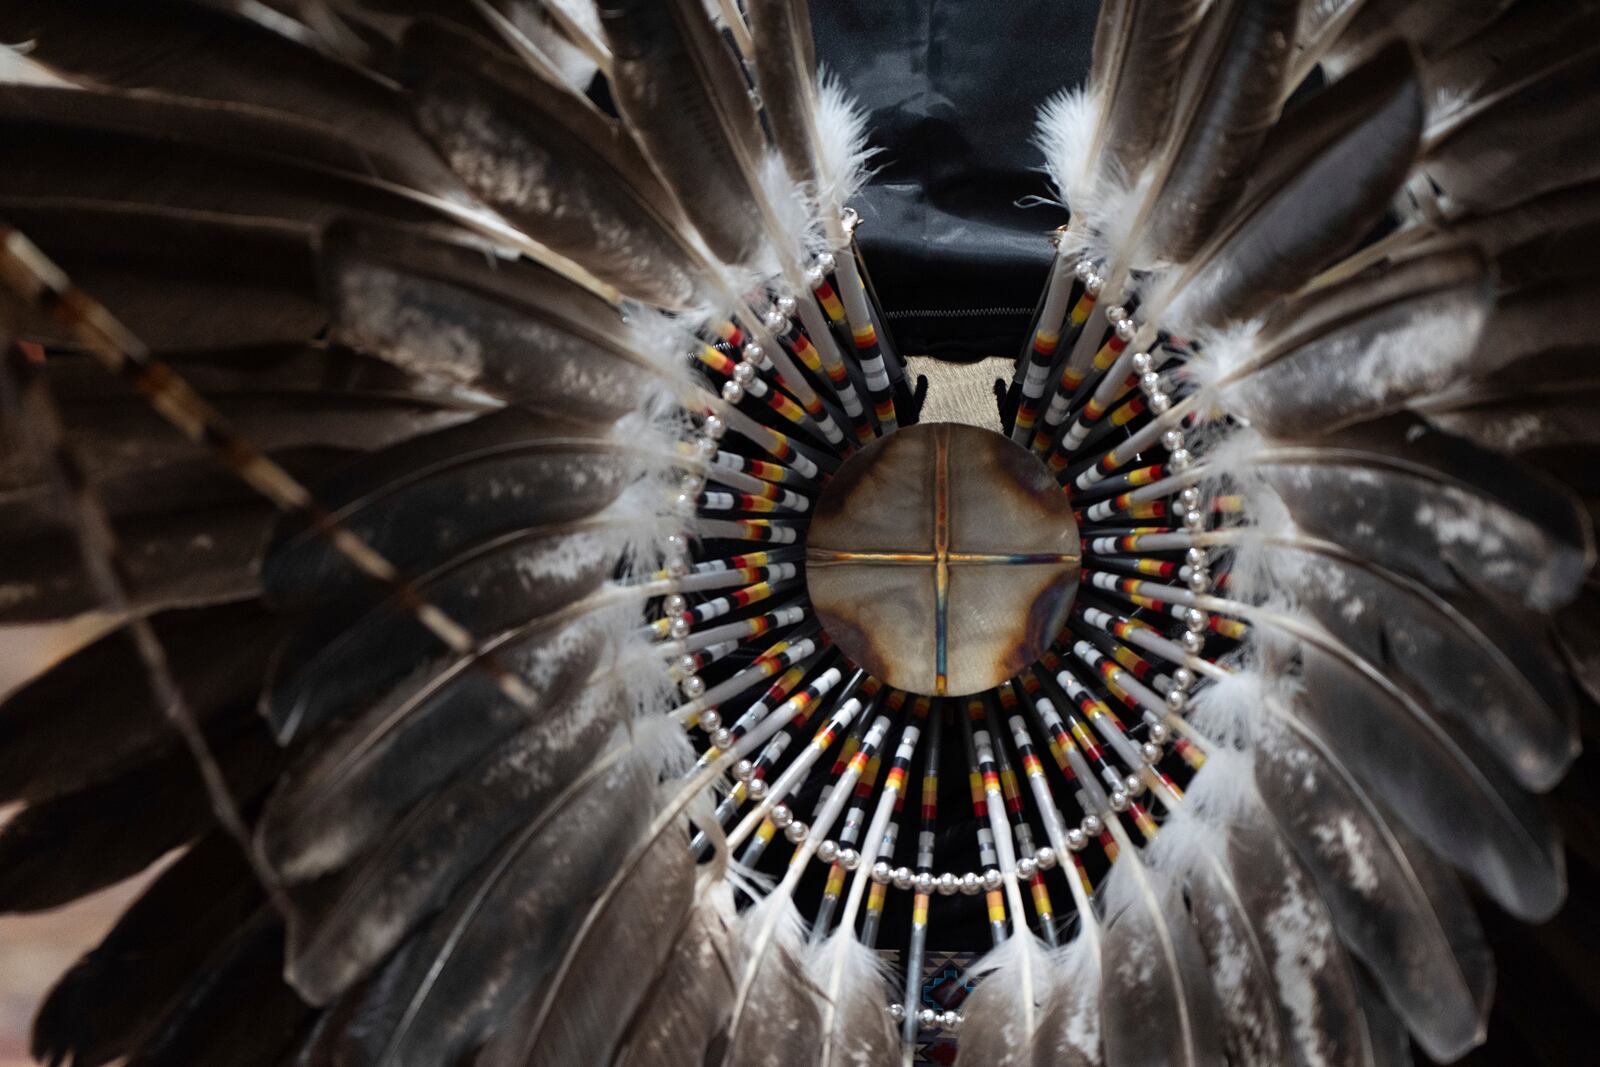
[884,306,1034,320]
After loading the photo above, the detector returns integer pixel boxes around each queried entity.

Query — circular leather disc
[806,423,1081,696]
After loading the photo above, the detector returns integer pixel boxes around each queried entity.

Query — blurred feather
[1280,623,1566,921]
[398,20,707,309]
[260,408,629,610]
[1255,711,1494,1062]
[257,603,612,883]
[954,932,1054,1067]
[1157,43,1423,333]
[0,600,277,802]
[31,831,262,1067]
[0,701,281,912]
[746,0,820,190]
[0,0,469,199]
[1260,538,1579,790]
[1088,0,1208,191]
[1408,46,1600,222]
[613,880,738,1067]
[599,0,781,269]
[1244,415,1593,613]
[264,518,619,741]
[320,218,689,418]
[475,829,696,1067]
[283,680,630,1003]
[298,722,662,1066]
[123,909,312,1067]
[1138,0,1302,266]
[1099,824,1226,1067]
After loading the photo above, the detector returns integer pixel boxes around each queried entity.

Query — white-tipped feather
[815,72,878,231]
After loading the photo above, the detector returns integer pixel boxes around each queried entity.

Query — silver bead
[699,711,722,733]
[1166,687,1188,711]
[1125,773,1145,797]
[893,866,915,890]
[960,872,983,896]
[1036,845,1058,870]
[1139,370,1161,393]
[1185,546,1206,567]
[1082,814,1104,837]
[817,839,839,864]
[1105,305,1128,323]
[703,414,726,439]
[871,860,893,884]
[1131,350,1153,374]
[839,847,861,871]
[732,361,756,384]
[1183,507,1206,530]
[664,593,688,614]
[1149,391,1172,414]
[713,728,735,751]
[770,803,792,827]
[747,777,769,800]
[785,819,809,843]
[1170,447,1193,470]
[1179,486,1202,509]
[776,295,798,317]
[1162,429,1186,451]
[913,872,935,895]
[1141,741,1163,764]
[1173,667,1195,689]
[733,759,755,782]
[666,555,690,579]
[1086,274,1104,296]
[1185,608,1208,630]
[675,653,698,676]
[1110,789,1130,812]
[1148,721,1170,743]
[888,1002,906,1023]
[763,309,788,332]
[1066,827,1088,851]
[669,616,692,640]
[816,251,837,274]
[740,342,764,365]
[680,674,705,697]
[674,490,697,512]
[1187,569,1211,592]
[940,1010,961,1032]
[1074,259,1093,280]
[680,471,706,494]
[721,380,745,403]
[1016,857,1038,880]
[694,435,717,458]
[937,872,959,896]
[1182,629,1206,653]
[1115,318,1137,342]
[983,867,1004,891]
[918,1008,938,1030]
[803,265,824,288]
